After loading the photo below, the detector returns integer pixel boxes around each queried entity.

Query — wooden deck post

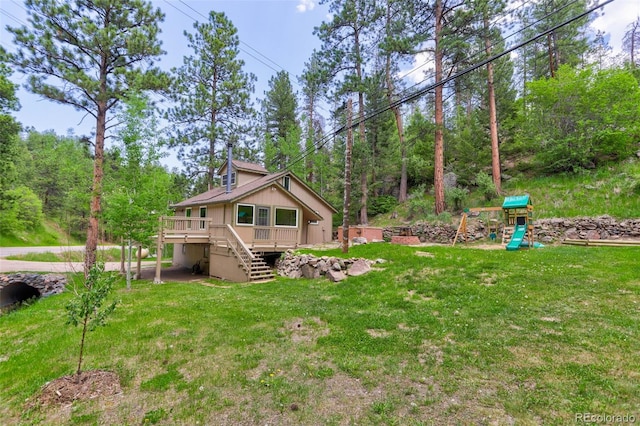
[154,216,163,284]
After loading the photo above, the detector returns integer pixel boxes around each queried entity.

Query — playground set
[453,195,536,251]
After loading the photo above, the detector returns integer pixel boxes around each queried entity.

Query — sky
[0,0,330,140]
[0,0,638,167]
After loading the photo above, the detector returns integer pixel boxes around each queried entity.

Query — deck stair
[248,254,275,281]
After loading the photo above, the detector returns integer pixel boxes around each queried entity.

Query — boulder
[326,269,347,282]
[348,259,371,276]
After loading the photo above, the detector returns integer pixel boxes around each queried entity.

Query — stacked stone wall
[382,215,640,244]
[0,273,67,297]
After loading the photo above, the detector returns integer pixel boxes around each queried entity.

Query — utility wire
[284,0,615,171]
[356,0,614,131]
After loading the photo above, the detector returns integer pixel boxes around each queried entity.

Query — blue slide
[506,225,527,251]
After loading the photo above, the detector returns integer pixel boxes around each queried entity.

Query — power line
[359,0,614,131]
[284,0,615,171]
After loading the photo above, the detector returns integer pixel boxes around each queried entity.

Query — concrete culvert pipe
[0,282,41,308]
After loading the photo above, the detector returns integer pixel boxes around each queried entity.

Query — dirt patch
[414,251,435,258]
[366,329,391,338]
[283,317,330,344]
[33,370,121,406]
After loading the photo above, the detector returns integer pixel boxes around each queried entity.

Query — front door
[256,206,270,240]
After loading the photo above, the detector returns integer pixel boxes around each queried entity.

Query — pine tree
[8,0,167,274]
[262,71,302,173]
[166,11,256,189]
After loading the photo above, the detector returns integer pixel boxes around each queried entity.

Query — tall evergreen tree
[517,0,592,80]
[262,71,302,173]
[8,0,167,274]
[623,18,640,68]
[299,51,330,185]
[379,0,417,202]
[0,47,21,198]
[0,47,25,235]
[166,11,256,189]
[315,0,382,224]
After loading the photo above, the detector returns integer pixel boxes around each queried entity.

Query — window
[275,208,298,227]
[237,204,254,225]
[199,206,207,230]
[257,206,270,226]
[221,171,236,187]
[185,208,192,229]
[308,210,319,225]
[282,175,291,190]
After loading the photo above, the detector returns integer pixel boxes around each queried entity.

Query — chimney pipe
[226,141,233,194]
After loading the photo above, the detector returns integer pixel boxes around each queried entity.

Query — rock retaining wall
[382,215,640,244]
[276,250,380,282]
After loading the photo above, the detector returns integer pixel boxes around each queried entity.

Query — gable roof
[217,159,269,176]
[172,168,338,218]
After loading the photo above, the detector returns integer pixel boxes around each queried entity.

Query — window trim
[221,171,237,187]
[185,208,192,229]
[199,206,207,230]
[274,207,298,228]
[236,203,255,226]
[256,206,270,227]
[282,175,291,190]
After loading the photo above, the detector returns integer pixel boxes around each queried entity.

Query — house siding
[233,186,301,244]
[284,179,334,244]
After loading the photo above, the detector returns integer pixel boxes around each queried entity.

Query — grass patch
[1,243,638,424]
[0,221,72,248]
[6,248,125,263]
[369,158,640,225]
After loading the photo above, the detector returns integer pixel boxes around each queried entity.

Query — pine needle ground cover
[1,244,638,425]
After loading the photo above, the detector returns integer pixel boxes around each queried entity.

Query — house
[153,160,337,283]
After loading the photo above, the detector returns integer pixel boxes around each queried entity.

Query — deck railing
[210,224,254,273]
[253,227,298,248]
[160,217,211,234]
[159,217,298,251]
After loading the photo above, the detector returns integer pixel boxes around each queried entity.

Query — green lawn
[1,243,638,425]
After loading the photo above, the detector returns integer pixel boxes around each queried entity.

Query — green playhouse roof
[502,195,531,209]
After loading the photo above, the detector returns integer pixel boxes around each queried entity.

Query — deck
[157,217,298,250]
[153,217,299,283]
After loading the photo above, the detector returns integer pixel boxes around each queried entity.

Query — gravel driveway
[0,246,156,274]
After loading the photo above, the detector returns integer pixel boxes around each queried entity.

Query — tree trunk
[306,98,315,183]
[209,106,217,190]
[342,99,353,254]
[76,315,89,377]
[547,33,556,78]
[484,16,502,195]
[433,0,446,215]
[84,101,107,276]
[357,92,368,225]
[384,39,408,202]
[120,237,125,274]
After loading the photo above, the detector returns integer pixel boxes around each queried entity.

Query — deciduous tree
[103,92,173,289]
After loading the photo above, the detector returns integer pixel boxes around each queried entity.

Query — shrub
[407,185,431,219]
[445,187,469,212]
[369,195,398,216]
[0,186,44,234]
[475,172,497,202]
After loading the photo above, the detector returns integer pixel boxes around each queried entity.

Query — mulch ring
[33,370,121,406]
